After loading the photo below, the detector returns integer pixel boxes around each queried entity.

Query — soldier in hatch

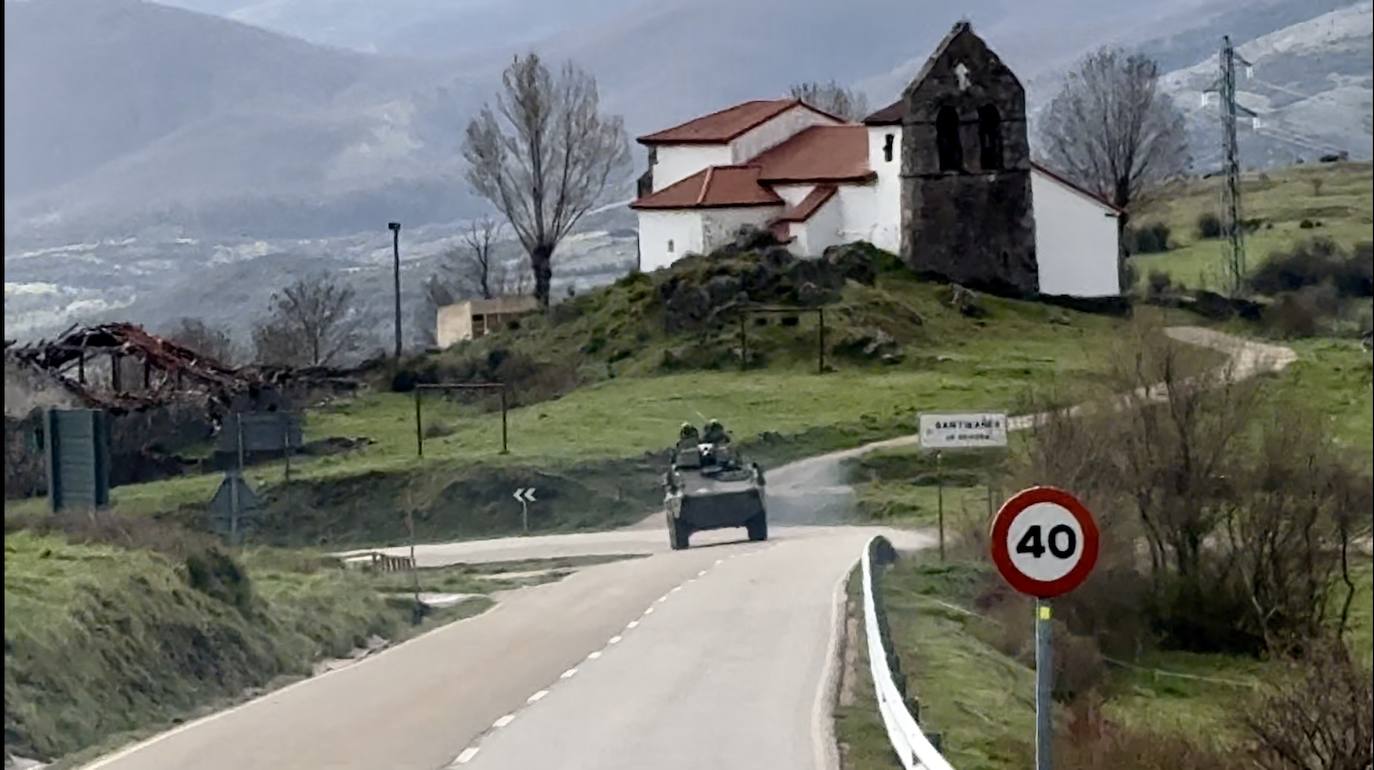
[671,422,702,469]
[702,419,730,446]
[701,419,738,467]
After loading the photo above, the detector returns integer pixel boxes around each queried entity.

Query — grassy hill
[8,240,1149,546]
[1128,161,1372,291]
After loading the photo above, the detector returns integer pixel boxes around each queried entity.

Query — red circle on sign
[989,486,1099,598]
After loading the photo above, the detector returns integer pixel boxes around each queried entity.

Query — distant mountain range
[1160,1,1373,170]
[4,0,1370,345]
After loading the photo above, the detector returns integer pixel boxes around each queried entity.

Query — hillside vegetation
[2,525,637,764]
[9,236,1146,547]
[1129,161,1371,291]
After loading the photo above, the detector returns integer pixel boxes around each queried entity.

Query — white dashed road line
[445,549,771,767]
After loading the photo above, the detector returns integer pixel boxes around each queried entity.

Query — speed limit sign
[990,486,1099,598]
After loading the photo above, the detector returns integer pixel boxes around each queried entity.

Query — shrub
[1052,627,1107,703]
[1012,321,1371,656]
[1146,270,1173,298]
[1262,284,1338,338]
[1196,211,1223,238]
[1125,222,1171,254]
[1299,218,1317,229]
[1244,640,1373,770]
[184,547,254,613]
[1250,237,1372,298]
[1058,717,1240,770]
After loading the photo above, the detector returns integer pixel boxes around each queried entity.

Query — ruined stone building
[630,22,1122,299]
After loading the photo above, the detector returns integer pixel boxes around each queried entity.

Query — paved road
[85,525,929,770]
[80,326,1291,770]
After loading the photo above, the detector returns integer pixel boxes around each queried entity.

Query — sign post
[512,487,537,533]
[920,412,1008,561]
[935,450,944,560]
[989,486,1100,770]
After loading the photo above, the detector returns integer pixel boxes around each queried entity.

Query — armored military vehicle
[663,435,767,550]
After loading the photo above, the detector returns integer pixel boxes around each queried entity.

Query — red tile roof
[637,98,845,145]
[629,165,784,210]
[863,99,903,126]
[772,185,838,223]
[749,125,875,183]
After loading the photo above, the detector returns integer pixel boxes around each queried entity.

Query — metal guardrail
[860,535,955,770]
[343,551,415,573]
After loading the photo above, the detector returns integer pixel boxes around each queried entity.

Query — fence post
[739,313,748,371]
[817,308,826,374]
[936,450,945,562]
[414,388,423,458]
[500,387,509,454]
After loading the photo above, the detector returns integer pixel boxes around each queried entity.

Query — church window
[978,104,1003,170]
[936,106,962,171]
[883,133,895,162]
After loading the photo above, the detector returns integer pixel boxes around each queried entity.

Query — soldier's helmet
[703,419,726,441]
[679,422,700,441]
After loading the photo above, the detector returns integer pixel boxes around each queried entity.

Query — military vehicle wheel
[746,513,768,542]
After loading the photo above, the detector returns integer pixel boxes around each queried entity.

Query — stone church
[631,22,1122,299]
[897,21,1038,294]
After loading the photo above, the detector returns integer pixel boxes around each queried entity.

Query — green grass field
[1130,161,1372,291]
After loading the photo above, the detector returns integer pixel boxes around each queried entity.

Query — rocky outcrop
[658,227,881,333]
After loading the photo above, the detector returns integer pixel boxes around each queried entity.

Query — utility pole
[388,221,403,358]
[1205,36,1255,297]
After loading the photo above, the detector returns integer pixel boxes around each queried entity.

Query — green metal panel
[45,408,110,512]
[215,413,303,453]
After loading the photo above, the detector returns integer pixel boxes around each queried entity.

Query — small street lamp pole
[388,221,403,359]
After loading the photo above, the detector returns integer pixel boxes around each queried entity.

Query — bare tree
[448,216,503,299]
[414,274,457,348]
[463,53,631,308]
[165,317,238,366]
[1244,639,1373,770]
[788,80,870,121]
[1038,48,1189,217]
[251,275,364,367]
[1018,321,1370,654]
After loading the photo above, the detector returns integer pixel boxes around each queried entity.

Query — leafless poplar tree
[251,275,364,367]
[788,80,870,121]
[166,317,238,366]
[449,216,502,299]
[1038,48,1189,216]
[463,53,630,308]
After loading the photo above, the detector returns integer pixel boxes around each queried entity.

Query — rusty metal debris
[6,322,363,419]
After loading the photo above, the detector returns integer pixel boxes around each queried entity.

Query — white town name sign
[919,412,1009,449]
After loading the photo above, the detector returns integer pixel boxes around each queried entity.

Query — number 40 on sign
[990,486,1099,598]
